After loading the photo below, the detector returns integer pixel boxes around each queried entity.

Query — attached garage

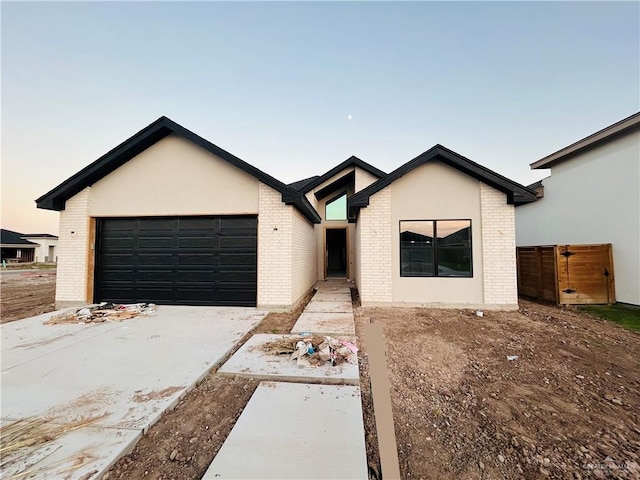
[95,216,257,306]
[36,116,322,310]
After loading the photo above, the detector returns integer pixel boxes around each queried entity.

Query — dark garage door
[95,216,257,306]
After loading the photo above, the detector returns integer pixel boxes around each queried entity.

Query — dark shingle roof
[288,175,320,192]
[1,229,38,245]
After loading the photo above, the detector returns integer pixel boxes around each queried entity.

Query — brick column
[480,183,518,307]
[55,187,91,308]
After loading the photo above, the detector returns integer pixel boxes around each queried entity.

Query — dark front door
[95,216,257,306]
[326,228,347,278]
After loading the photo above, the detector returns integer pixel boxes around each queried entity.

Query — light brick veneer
[357,187,392,304]
[480,183,518,307]
[55,187,91,308]
[291,209,317,306]
[257,183,294,309]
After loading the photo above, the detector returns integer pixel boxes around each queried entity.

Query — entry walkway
[203,280,368,479]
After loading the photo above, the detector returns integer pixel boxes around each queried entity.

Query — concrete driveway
[1,306,266,479]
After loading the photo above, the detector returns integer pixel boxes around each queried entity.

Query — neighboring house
[21,234,58,263]
[0,230,58,263]
[36,117,537,310]
[516,112,640,306]
[1,229,37,263]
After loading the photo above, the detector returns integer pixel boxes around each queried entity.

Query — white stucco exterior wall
[23,237,58,263]
[515,130,640,305]
[480,184,518,308]
[90,135,259,217]
[55,187,91,308]
[355,167,380,192]
[390,162,484,306]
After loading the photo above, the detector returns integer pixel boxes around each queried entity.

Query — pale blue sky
[2,1,638,234]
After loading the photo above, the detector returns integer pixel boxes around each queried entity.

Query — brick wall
[291,209,317,306]
[480,183,518,306]
[55,187,91,308]
[257,183,294,309]
[357,187,392,304]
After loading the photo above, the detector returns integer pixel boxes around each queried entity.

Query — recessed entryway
[325,228,347,278]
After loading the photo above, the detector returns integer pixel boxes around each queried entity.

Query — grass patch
[579,303,640,332]
[2,263,57,270]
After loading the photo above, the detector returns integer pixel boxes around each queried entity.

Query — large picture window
[400,220,472,277]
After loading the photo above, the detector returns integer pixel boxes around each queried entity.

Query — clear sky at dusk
[2,1,638,235]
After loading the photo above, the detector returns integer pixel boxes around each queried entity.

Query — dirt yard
[3,276,638,479]
[366,300,640,479]
[0,271,56,323]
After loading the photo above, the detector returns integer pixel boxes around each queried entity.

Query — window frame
[399,219,473,278]
[324,190,348,221]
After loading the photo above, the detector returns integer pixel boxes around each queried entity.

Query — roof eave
[300,156,386,194]
[530,112,640,170]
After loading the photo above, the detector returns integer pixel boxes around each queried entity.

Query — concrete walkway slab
[304,301,353,313]
[311,292,352,302]
[1,306,266,479]
[292,312,355,336]
[202,382,368,479]
[314,285,351,293]
[218,334,359,385]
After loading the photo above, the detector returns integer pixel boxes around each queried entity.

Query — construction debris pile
[44,303,156,325]
[262,335,358,368]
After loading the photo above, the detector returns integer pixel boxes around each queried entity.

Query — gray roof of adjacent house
[1,229,39,246]
[530,111,640,169]
[22,233,58,239]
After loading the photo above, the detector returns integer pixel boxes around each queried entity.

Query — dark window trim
[324,190,348,221]
[399,219,473,278]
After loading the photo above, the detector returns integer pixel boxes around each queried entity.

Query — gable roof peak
[35,117,321,224]
[348,144,538,219]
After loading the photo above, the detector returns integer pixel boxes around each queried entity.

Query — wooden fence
[516,244,615,305]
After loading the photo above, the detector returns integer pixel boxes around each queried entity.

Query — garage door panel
[178,237,217,249]
[220,237,256,248]
[101,219,138,231]
[95,216,257,306]
[138,218,175,230]
[178,254,217,266]
[220,253,256,266]
[99,254,136,266]
[220,217,256,229]
[137,237,175,249]
[137,254,176,266]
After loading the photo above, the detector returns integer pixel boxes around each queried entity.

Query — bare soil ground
[0,271,56,323]
[365,299,640,480]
